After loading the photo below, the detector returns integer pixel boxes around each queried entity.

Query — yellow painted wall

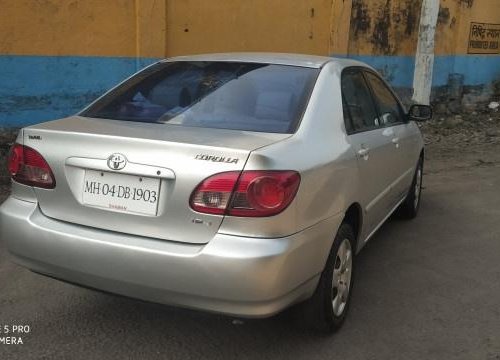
[0,0,166,58]
[0,0,354,58]
[330,0,354,55]
[0,0,498,58]
[1,0,498,128]
[435,0,500,55]
[347,0,500,57]
[347,0,423,56]
[166,0,333,56]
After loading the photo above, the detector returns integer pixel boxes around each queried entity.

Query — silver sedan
[0,53,431,333]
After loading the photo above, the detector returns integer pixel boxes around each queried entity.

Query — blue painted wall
[0,54,499,128]
[339,55,500,88]
[0,55,159,128]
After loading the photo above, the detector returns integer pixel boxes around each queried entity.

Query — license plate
[82,170,160,216]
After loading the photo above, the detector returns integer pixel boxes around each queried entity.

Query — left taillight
[7,144,56,189]
[190,170,300,217]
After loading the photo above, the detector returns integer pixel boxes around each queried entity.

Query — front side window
[364,72,406,125]
[341,70,380,133]
[82,61,319,134]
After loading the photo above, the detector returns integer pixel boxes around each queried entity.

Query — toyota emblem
[107,153,127,170]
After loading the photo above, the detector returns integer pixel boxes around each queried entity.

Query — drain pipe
[412,0,440,105]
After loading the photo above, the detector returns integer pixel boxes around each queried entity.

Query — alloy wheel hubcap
[332,238,352,316]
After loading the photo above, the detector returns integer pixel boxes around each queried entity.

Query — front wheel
[299,223,355,333]
[396,157,423,219]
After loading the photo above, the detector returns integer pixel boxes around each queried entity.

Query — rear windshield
[82,61,319,134]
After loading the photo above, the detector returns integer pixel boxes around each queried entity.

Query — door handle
[357,147,370,159]
[392,137,400,148]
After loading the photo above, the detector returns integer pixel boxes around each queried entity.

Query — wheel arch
[342,202,363,253]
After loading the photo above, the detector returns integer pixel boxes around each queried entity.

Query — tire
[396,157,423,219]
[298,223,355,333]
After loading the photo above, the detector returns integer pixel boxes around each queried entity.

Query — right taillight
[7,144,56,189]
[190,170,300,217]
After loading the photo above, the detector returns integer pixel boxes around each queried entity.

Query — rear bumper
[0,196,342,318]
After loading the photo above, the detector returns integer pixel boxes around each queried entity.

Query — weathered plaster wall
[345,0,500,98]
[0,0,165,127]
[348,0,423,56]
[0,0,498,127]
[0,0,166,58]
[166,0,332,56]
[0,0,351,127]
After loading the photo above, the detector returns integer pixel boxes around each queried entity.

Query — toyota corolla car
[0,53,431,332]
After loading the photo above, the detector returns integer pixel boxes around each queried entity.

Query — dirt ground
[421,111,500,173]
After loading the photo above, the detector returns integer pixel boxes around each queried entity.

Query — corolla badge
[107,153,127,170]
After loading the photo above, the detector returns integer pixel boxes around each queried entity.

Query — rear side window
[82,61,319,134]
[341,71,380,133]
[364,72,406,125]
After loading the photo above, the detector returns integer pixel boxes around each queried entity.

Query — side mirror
[408,104,432,122]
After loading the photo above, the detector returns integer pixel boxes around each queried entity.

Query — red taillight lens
[7,144,23,175]
[189,171,240,215]
[190,170,300,217]
[7,144,56,189]
[230,171,300,217]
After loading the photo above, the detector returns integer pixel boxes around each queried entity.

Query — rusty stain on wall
[349,0,423,56]
[351,0,371,37]
[372,0,393,54]
[377,64,399,82]
[403,0,421,36]
[457,0,474,8]
[437,6,451,24]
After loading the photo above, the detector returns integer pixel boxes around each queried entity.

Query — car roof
[163,52,370,69]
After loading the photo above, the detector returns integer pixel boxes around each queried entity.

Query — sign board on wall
[468,22,500,54]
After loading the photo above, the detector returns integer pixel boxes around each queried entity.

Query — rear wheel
[299,223,355,333]
[397,157,423,219]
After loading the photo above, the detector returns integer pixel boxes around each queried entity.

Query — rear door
[342,69,398,233]
[363,71,416,202]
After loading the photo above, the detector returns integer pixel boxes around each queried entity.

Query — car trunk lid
[23,116,291,244]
